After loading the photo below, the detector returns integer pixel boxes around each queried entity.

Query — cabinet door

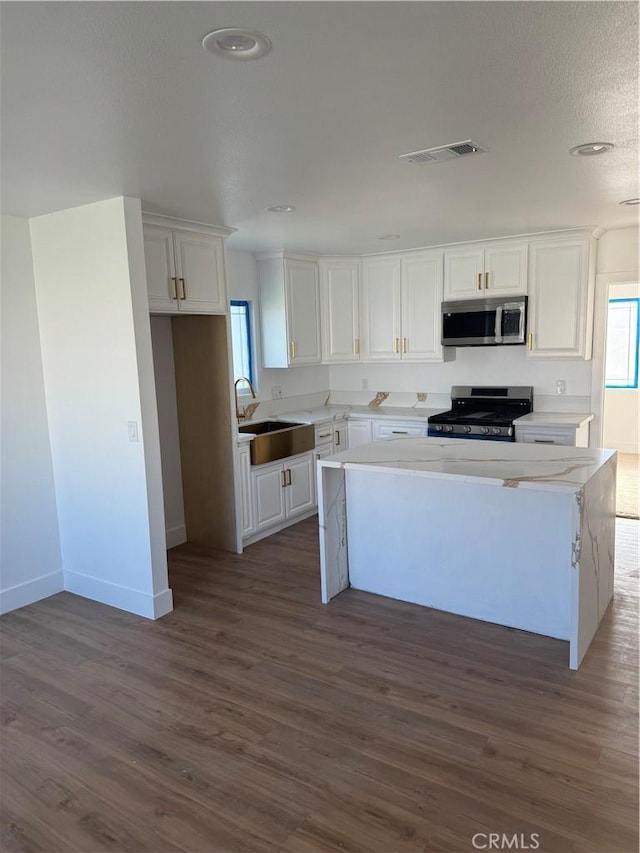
[401,252,444,361]
[320,260,360,362]
[333,423,348,452]
[285,259,321,364]
[444,248,484,300]
[143,225,179,313]
[252,463,286,531]
[361,258,401,360]
[285,453,315,516]
[528,239,592,359]
[483,243,528,296]
[173,232,226,314]
[347,419,373,448]
[238,446,254,538]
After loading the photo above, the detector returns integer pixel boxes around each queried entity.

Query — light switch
[128,421,139,442]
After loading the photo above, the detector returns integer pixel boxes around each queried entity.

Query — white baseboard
[612,444,640,455]
[0,570,64,615]
[64,570,173,620]
[242,508,317,548]
[166,524,187,549]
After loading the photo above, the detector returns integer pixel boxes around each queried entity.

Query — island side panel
[317,463,349,603]
[570,453,617,669]
[345,468,575,641]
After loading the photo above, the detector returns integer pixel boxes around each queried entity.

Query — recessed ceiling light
[378,234,400,240]
[619,198,640,206]
[202,28,271,60]
[569,142,614,156]
[266,205,295,213]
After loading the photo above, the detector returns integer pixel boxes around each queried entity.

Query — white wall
[150,316,186,547]
[597,227,640,275]
[225,250,330,406]
[1,216,63,613]
[29,197,172,618]
[329,345,594,413]
[603,280,640,453]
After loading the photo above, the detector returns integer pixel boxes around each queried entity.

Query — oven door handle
[494,306,503,343]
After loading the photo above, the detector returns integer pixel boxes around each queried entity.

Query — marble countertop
[514,412,594,428]
[346,405,446,421]
[319,436,615,494]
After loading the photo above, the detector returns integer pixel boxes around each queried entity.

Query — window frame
[229,300,256,394]
[605,297,639,390]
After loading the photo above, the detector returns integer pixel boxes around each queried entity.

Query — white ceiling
[1,2,638,255]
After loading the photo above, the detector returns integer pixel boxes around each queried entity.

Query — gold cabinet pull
[393,337,399,353]
[484,271,489,290]
[171,277,178,300]
[178,277,186,300]
[286,468,292,486]
[402,337,407,354]
[354,338,360,355]
[477,273,482,291]
[289,341,297,360]
[527,333,533,351]
[281,470,287,488]
[335,430,341,447]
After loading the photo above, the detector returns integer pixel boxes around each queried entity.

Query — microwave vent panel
[399,140,486,165]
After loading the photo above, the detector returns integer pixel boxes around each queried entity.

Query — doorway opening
[602,282,639,519]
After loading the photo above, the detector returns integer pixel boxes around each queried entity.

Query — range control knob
[434,424,443,432]
[444,425,454,433]
[480,427,490,435]
[492,427,501,435]
[463,426,472,434]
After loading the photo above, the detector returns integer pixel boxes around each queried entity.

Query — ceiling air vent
[399,140,486,165]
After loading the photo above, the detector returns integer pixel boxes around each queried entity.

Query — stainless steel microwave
[442,296,527,346]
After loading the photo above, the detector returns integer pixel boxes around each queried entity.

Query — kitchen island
[317,437,616,669]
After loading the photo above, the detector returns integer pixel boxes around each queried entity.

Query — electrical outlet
[556,379,567,395]
[127,421,139,442]
[361,378,369,391]
[271,385,283,399]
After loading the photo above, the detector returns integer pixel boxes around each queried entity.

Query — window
[230,300,255,391]
[605,298,639,389]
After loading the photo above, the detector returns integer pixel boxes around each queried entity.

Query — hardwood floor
[1,518,638,853]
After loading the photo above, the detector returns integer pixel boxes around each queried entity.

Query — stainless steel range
[427,386,533,442]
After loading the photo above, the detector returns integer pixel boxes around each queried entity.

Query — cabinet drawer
[516,429,575,446]
[315,423,335,446]
[373,421,426,440]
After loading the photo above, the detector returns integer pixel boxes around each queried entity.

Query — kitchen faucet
[234,376,257,421]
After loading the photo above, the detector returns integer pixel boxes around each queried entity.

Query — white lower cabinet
[333,422,348,451]
[249,451,315,537]
[286,454,316,516]
[516,424,590,447]
[238,444,254,537]
[347,419,373,448]
[372,420,426,440]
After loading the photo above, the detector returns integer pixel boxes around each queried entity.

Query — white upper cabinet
[362,252,445,362]
[444,242,528,300]
[361,257,402,360]
[319,258,360,363]
[401,251,444,361]
[143,214,232,315]
[258,253,321,368]
[444,248,484,300]
[527,236,595,360]
[144,225,177,312]
[173,232,226,313]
